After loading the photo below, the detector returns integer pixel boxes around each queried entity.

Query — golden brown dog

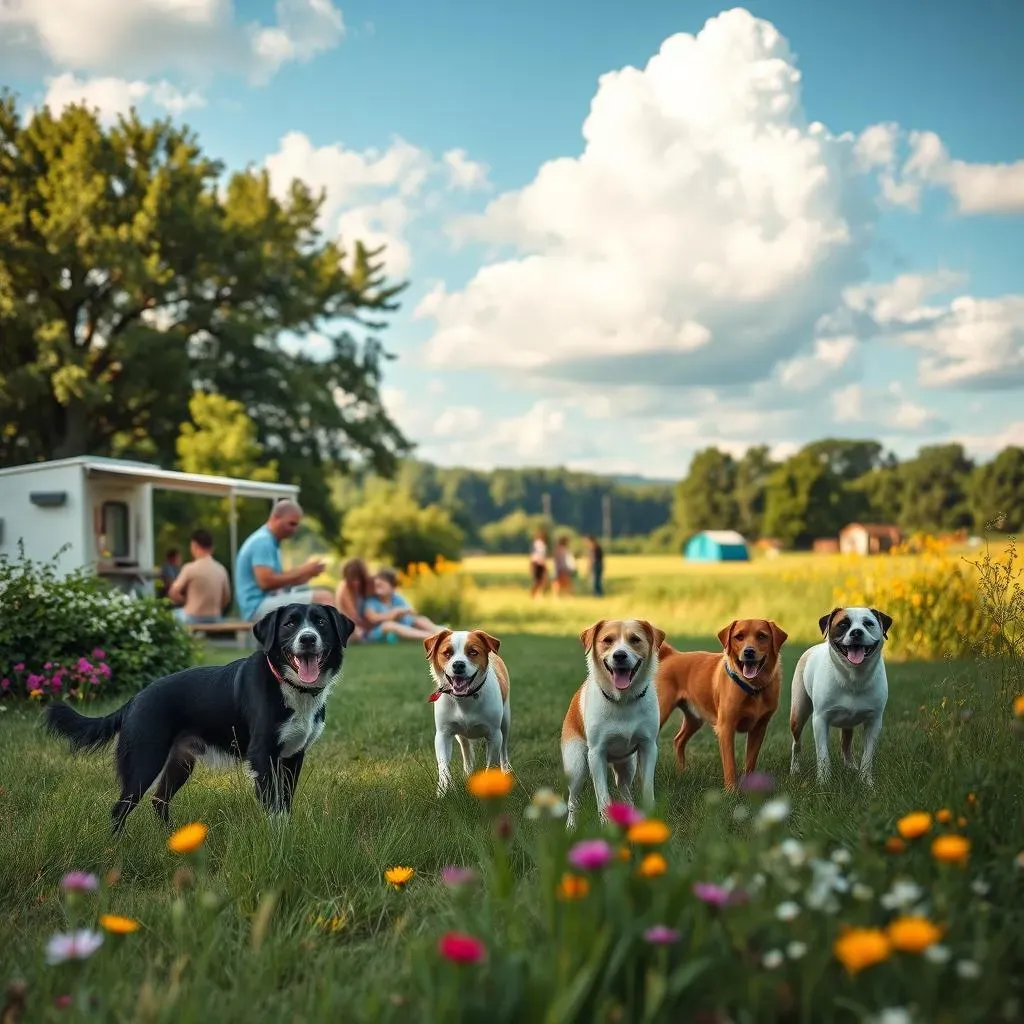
[656,618,788,790]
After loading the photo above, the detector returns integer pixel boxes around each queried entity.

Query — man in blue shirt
[235,499,335,621]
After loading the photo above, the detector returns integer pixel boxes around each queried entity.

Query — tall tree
[0,94,410,536]
[762,448,848,548]
[897,444,975,532]
[803,439,892,481]
[969,445,1024,533]
[672,447,738,539]
[734,445,776,540]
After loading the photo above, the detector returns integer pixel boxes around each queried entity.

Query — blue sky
[3,0,1021,478]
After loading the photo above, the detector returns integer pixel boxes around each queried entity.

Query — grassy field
[1,550,1022,1021]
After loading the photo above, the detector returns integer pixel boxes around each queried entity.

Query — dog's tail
[44,698,132,753]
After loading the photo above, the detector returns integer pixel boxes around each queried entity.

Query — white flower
[956,960,981,979]
[778,838,806,867]
[755,797,791,829]
[970,879,990,897]
[45,929,104,965]
[873,1008,913,1024]
[852,882,875,902]
[830,847,852,866]
[775,901,801,922]
[786,941,807,960]
[881,880,924,910]
[732,805,750,822]
[762,949,784,970]
[924,944,951,965]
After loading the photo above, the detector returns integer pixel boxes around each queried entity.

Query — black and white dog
[44,603,355,833]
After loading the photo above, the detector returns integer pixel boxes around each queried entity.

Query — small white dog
[423,628,511,796]
[789,606,893,787]
[561,618,665,830]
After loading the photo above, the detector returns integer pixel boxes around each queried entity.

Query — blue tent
[684,530,750,563]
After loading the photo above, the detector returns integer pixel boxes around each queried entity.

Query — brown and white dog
[656,618,788,790]
[423,628,511,797]
[561,618,666,830]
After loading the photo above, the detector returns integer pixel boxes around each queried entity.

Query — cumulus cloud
[442,149,490,191]
[43,72,205,122]
[830,382,945,435]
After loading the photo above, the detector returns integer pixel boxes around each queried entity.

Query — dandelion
[99,914,140,934]
[786,941,808,960]
[626,819,671,845]
[167,822,208,854]
[568,839,615,871]
[60,871,98,893]
[931,834,970,866]
[956,960,981,979]
[605,801,644,828]
[558,873,590,900]
[896,812,932,839]
[887,915,943,953]
[775,901,800,921]
[384,866,415,889]
[638,852,667,878]
[762,949,785,969]
[441,866,477,887]
[45,929,104,965]
[834,927,892,974]
[643,925,680,945]
[467,768,514,799]
[755,796,791,829]
[438,932,486,964]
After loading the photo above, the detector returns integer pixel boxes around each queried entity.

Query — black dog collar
[723,658,768,696]
[600,684,649,704]
[427,671,486,703]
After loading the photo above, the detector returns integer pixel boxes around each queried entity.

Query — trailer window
[102,501,131,559]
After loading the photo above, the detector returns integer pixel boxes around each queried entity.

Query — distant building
[684,530,750,563]
[838,522,902,556]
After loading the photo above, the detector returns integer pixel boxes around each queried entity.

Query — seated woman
[335,557,373,642]
[362,567,444,642]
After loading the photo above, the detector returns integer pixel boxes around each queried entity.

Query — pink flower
[643,925,681,944]
[45,929,103,965]
[441,866,477,887]
[92,649,106,660]
[13,663,24,672]
[692,882,748,907]
[54,994,73,1009]
[605,802,644,828]
[739,771,775,793]
[44,662,53,670]
[76,658,92,673]
[60,871,99,893]
[99,664,111,677]
[27,673,44,688]
[1,679,9,690]
[568,838,615,871]
[438,931,486,964]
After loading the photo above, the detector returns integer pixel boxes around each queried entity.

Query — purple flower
[60,871,99,893]
[643,924,681,945]
[441,866,477,887]
[692,882,748,907]
[739,771,775,793]
[568,839,615,871]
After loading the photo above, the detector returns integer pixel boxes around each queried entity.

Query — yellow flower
[884,836,907,854]
[887,915,943,953]
[466,767,514,799]
[637,852,667,878]
[936,808,952,824]
[384,866,415,889]
[558,873,590,900]
[931,834,970,866]
[626,819,671,845]
[99,914,140,934]
[167,822,208,854]
[834,927,892,974]
[896,812,932,840]
[1013,695,1024,718]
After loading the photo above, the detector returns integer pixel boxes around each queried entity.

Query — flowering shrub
[0,544,197,701]
[833,532,991,660]
[397,556,479,628]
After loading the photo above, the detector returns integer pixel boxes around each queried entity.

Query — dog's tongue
[612,667,632,690]
[297,655,320,683]
[741,662,759,680]
[846,646,866,665]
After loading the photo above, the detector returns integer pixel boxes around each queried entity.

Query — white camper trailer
[0,456,299,599]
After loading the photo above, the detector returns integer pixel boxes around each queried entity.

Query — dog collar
[599,684,649,704]
[266,656,325,693]
[427,671,486,703]
[723,658,768,696]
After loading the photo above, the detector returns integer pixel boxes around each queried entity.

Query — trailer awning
[81,460,299,500]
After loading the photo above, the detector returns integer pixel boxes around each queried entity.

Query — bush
[0,544,197,702]
[398,557,479,628]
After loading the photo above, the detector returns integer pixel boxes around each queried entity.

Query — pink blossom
[92,648,106,660]
[643,925,681,944]
[692,882,748,907]
[60,871,99,893]
[438,931,486,964]
[76,658,92,673]
[44,661,53,670]
[27,673,44,688]
[441,866,477,887]
[1,679,9,690]
[45,929,103,965]
[568,838,615,871]
[740,771,775,793]
[13,663,24,672]
[605,802,644,828]
[99,664,111,677]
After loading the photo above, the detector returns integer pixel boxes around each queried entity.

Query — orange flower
[637,852,667,878]
[936,809,952,824]
[834,928,891,974]
[931,834,970,866]
[1014,695,1024,718]
[558,873,590,900]
[99,914,140,934]
[957,816,968,828]
[626,819,671,845]
[167,822,208,854]
[884,836,907,854]
[966,792,977,806]
[887,915,943,953]
[466,768,514,799]
[617,846,631,862]
[896,812,932,840]
[384,866,415,889]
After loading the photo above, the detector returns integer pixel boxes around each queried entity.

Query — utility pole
[541,491,552,521]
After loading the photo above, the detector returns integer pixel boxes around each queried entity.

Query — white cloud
[43,72,205,122]
[829,381,944,435]
[442,149,490,191]
[843,270,965,326]
[957,421,1024,457]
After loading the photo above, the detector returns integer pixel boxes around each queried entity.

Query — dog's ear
[473,630,501,654]
[579,620,604,653]
[871,608,893,639]
[716,620,737,650]
[423,628,452,662]
[252,607,282,653]
[326,606,356,648]
[768,620,789,653]
[637,620,666,652]
[818,608,841,639]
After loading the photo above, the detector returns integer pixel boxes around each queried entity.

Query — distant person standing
[586,534,605,597]
[168,528,232,624]
[158,548,181,598]
[553,535,574,597]
[529,527,549,598]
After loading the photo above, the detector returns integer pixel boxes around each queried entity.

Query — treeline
[672,439,1023,549]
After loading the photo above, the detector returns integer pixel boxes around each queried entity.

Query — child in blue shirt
[362,567,445,642]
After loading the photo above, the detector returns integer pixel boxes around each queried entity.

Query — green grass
[1,553,1022,1021]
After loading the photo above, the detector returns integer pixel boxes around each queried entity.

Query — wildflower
[852,882,875,902]
[873,1009,913,1024]
[60,871,99,893]
[957,816,968,827]
[99,914,140,934]
[970,878,990,897]
[762,949,784,969]
[558,873,590,900]
[739,770,774,793]
[438,932,486,964]
[626,819,671,845]
[956,959,981,979]
[830,847,852,866]
[775,901,800,922]
[167,822,208,854]
[966,792,977,806]
[643,925,680,945]
[467,768,514,799]
[885,836,907,854]
[932,834,970,866]
[924,944,951,965]
[384,866,415,889]
[887,915,943,953]
[45,929,104,965]
[638,852,667,878]
[755,797,791,829]
[568,839,615,871]
[881,880,924,910]
[1016,850,1024,871]
[896,812,932,839]
[778,837,806,867]
[1014,695,1024,718]
[605,801,644,828]
[732,805,750,822]
[441,866,477,887]
[786,941,808,960]
[936,808,952,823]
[524,787,567,820]
[692,882,747,907]
[833,927,892,974]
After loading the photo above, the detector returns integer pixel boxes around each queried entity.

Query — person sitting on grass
[362,567,444,643]
[335,556,374,642]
